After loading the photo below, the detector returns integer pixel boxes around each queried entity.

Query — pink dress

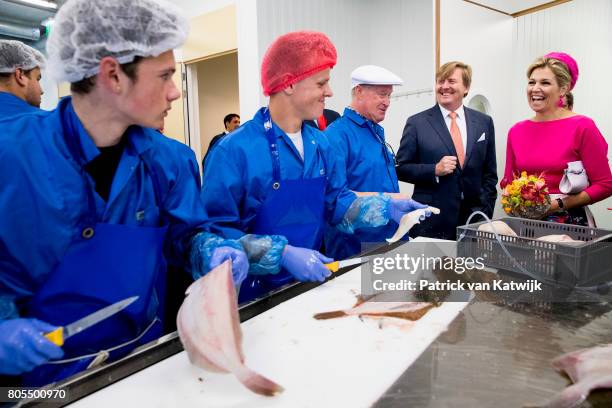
[503,115,612,204]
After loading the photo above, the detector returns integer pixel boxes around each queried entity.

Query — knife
[44,296,139,346]
[325,256,374,273]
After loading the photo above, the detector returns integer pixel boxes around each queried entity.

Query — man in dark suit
[396,61,497,240]
[202,113,240,169]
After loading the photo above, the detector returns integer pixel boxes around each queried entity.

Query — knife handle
[325,261,340,273]
[44,327,64,346]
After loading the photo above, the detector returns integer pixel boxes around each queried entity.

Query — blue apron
[238,110,327,303]
[21,112,168,386]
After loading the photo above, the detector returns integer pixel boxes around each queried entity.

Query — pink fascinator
[545,52,579,90]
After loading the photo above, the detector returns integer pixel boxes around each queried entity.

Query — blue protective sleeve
[0,296,18,320]
[188,232,244,279]
[238,234,289,276]
[337,194,391,234]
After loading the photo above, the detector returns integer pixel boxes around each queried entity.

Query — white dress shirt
[438,104,467,155]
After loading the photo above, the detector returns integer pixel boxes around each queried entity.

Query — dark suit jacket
[202,132,226,170]
[304,108,341,130]
[396,105,498,239]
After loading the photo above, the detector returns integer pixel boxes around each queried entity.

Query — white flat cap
[351,65,403,89]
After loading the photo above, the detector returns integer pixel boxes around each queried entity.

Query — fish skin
[314,294,433,321]
[177,260,284,396]
[386,206,440,243]
[532,344,612,408]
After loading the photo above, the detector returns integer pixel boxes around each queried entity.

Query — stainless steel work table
[13,240,612,408]
[375,300,612,407]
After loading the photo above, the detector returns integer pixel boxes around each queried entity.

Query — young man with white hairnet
[0,40,45,118]
[201,31,427,304]
[0,0,248,386]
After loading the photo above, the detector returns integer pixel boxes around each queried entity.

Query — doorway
[184,50,240,171]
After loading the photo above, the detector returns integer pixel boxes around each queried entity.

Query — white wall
[512,0,612,227]
[255,0,369,113]
[245,0,435,198]
[236,0,260,119]
[173,0,235,18]
[368,0,435,151]
[440,0,514,218]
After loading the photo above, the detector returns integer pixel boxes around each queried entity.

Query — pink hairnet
[545,52,579,90]
[261,31,337,96]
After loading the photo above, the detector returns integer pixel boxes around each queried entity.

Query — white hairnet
[0,40,46,74]
[46,0,189,83]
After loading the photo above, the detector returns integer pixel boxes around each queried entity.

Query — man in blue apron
[0,0,248,386]
[324,65,407,260]
[0,40,45,119]
[202,31,428,304]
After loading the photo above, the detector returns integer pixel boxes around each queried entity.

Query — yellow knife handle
[44,327,64,346]
[325,261,340,273]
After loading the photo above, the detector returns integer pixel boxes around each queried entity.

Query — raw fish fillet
[536,234,584,246]
[536,344,612,407]
[477,220,517,236]
[386,206,441,243]
[314,294,434,321]
[177,260,284,396]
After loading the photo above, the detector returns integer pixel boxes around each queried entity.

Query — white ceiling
[466,0,564,15]
[123,0,564,20]
[171,0,234,18]
[0,0,57,25]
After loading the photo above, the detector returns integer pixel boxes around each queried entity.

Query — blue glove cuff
[238,234,289,275]
[0,296,19,320]
[189,232,243,279]
[337,194,391,234]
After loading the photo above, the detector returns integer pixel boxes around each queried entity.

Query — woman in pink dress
[502,52,612,226]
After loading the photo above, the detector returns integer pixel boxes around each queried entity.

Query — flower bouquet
[501,171,551,219]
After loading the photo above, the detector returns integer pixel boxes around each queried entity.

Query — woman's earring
[557,96,565,108]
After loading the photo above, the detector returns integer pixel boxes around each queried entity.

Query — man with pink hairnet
[202,31,427,303]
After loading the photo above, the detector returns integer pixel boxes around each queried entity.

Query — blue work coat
[324,108,400,259]
[201,108,356,245]
[0,91,40,120]
[0,97,208,316]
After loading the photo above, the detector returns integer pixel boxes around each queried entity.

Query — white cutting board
[71,251,466,407]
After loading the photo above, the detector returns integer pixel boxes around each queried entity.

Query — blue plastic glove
[0,318,64,375]
[388,198,429,224]
[280,245,333,282]
[209,246,249,286]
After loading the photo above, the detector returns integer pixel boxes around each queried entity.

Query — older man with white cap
[201,34,427,304]
[0,40,45,118]
[324,65,410,260]
[0,0,248,386]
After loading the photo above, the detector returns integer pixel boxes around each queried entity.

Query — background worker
[0,39,45,118]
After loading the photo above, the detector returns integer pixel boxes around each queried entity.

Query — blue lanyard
[353,110,397,185]
[262,108,283,187]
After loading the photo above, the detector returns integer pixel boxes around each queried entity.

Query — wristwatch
[556,197,565,209]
